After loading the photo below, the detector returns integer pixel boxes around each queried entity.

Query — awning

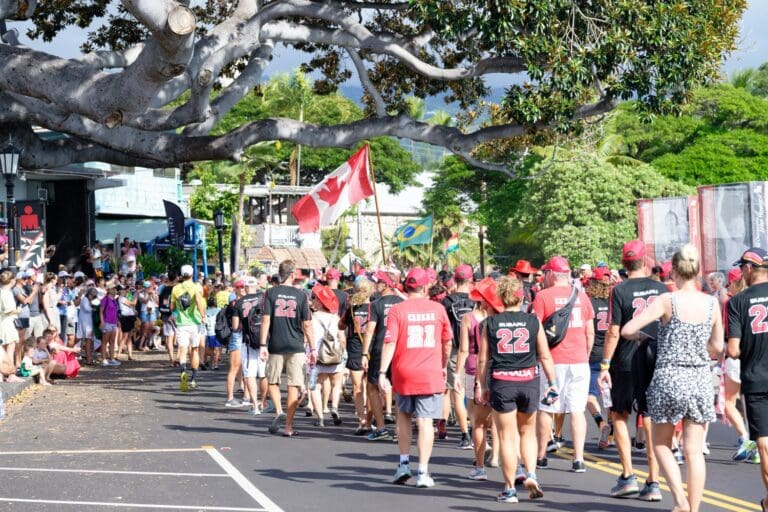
[95,218,168,244]
[247,246,328,270]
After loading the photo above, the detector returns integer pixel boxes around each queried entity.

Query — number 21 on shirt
[407,324,436,348]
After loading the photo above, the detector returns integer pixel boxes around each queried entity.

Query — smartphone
[541,390,559,406]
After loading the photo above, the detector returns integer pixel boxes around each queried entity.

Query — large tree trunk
[231,172,246,274]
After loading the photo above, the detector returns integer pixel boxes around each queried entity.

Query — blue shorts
[206,335,221,349]
[395,393,443,419]
[140,311,157,323]
[227,331,242,352]
[589,361,601,398]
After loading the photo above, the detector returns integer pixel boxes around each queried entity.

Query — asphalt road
[0,352,763,512]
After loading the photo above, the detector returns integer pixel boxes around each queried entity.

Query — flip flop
[282,431,300,438]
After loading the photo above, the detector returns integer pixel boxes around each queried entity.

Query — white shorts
[539,362,590,414]
[162,317,176,337]
[242,344,266,379]
[465,374,476,396]
[176,324,201,348]
[724,357,741,384]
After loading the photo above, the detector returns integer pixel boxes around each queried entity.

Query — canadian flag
[291,144,375,233]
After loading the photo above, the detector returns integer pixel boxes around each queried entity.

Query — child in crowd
[204,295,222,371]
[19,345,51,385]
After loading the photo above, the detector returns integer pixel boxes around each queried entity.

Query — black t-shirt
[368,294,404,357]
[486,310,540,373]
[158,285,173,319]
[347,302,371,357]
[333,288,349,320]
[263,285,311,354]
[79,255,95,278]
[728,281,768,394]
[443,292,474,350]
[609,277,668,372]
[236,292,264,347]
[590,297,609,363]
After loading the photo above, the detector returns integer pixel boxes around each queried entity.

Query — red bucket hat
[469,277,504,313]
[509,259,538,275]
[312,284,339,312]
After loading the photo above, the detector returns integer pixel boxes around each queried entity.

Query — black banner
[15,200,46,270]
[163,200,185,248]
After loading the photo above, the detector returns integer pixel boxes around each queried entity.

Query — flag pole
[366,143,387,265]
[428,223,435,268]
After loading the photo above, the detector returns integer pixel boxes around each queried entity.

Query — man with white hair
[171,265,206,392]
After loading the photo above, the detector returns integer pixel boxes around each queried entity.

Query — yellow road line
[553,447,760,511]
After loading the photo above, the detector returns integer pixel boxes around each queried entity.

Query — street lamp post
[344,234,354,273]
[0,138,22,271]
[214,209,225,278]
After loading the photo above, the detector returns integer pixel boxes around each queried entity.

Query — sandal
[282,431,300,438]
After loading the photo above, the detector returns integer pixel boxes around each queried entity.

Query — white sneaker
[109,359,121,366]
[702,442,710,456]
[415,472,434,488]
[248,406,262,416]
[101,360,111,367]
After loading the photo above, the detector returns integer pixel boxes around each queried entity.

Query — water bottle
[0,389,5,420]
[308,366,318,391]
[600,384,613,409]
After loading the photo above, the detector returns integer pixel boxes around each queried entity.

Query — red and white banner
[291,145,375,233]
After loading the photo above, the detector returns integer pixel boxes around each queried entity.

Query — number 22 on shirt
[274,298,297,318]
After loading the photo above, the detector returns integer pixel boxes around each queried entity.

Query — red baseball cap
[325,268,341,280]
[426,268,437,284]
[660,261,673,280]
[374,270,398,288]
[234,280,245,288]
[469,277,504,313]
[312,284,339,312]
[541,256,570,273]
[592,267,611,282]
[727,267,742,285]
[622,240,646,262]
[405,268,429,288]
[454,264,473,280]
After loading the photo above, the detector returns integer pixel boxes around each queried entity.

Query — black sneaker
[571,460,586,473]
[458,435,473,450]
[384,414,396,425]
[536,457,548,469]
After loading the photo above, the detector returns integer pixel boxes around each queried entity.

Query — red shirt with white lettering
[384,297,452,395]
[532,285,594,365]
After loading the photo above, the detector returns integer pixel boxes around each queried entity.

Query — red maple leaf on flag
[316,175,347,205]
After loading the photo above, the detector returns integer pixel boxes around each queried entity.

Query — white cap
[58,271,71,278]
[180,265,194,277]
[579,264,591,271]
[244,276,258,287]
[73,271,85,278]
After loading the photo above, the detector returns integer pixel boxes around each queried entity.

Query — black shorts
[366,355,391,385]
[610,370,635,415]
[346,337,363,371]
[346,356,363,372]
[745,392,768,440]
[632,340,656,415]
[119,315,136,333]
[489,377,539,414]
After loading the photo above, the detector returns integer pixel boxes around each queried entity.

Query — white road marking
[0,498,265,511]
[203,446,285,512]
[0,466,229,477]
[0,447,206,455]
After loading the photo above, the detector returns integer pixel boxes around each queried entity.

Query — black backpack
[158,286,173,316]
[447,294,475,349]
[214,308,232,343]
[542,286,578,348]
[244,292,264,349]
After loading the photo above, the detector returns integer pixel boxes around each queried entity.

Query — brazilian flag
[394,215,433,249]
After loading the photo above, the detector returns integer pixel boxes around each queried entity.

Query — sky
[7,0,768,86]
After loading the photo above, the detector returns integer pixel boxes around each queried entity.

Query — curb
[0,377,34,403]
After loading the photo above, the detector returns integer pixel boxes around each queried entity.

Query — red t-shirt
[384,297,452,395]
[532,285,594,365]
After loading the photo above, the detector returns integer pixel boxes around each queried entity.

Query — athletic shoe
[353,427,372,436]
[702,442,710,456]
[633,441,646,453]
[268,412,286,434]
[109,359,121,366]
[458,435,473,450]
[555,436,564,448]
[242,398,252,406]
[436,419,447,440]
[368,429,392,441]
[468,467,487,481]
[536,457,548,469]
[248,406,261,416]
[304,409,313,417]
[261,402,276,414]
[392,463,412,484]
[313,418,324,427]
[746,447,761,464]
[515,466,527,485]
[571,460,586,473]
[189,379,197,390]
[212,365,220,370]
[546,439,558,453]
[180,371,189,392]
[524,475,544,499]
[638,481,662,502]
[673,448,684,465]
[331,409,342,426]
[733,439,756,461]
[384,413,396,425]
[598,422,612,449]
[225,399,243,407]
[497,488,519,503]
[447,410,457,427]
[610,474,639,498]
[416,472,435,488]
[342,388,353,403]
[101,360,111,367]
